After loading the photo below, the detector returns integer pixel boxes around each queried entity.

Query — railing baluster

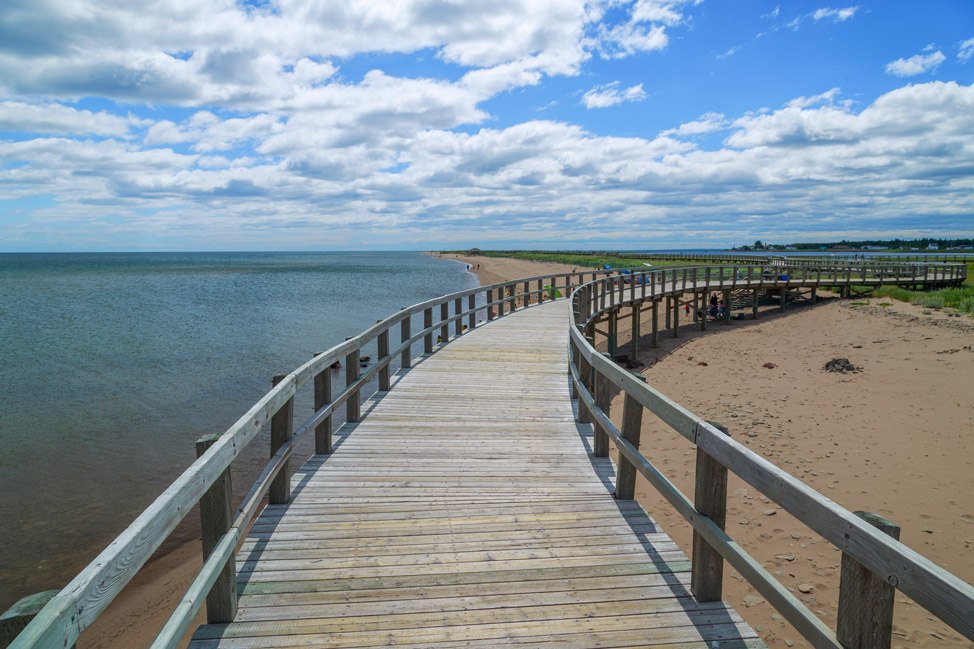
[377,325,390,391]
[269,373,293,504]
[454,297,462,336]
[837,513,900,649]
[312,352,332,454]
[593,359,610,457]
[440,302,449,343]
[615,378,645,500]
[345,344,360,422]
[691,421,729,602]
[194,435,237,623]
[400,310,412,369]
[424,307,433,353]
[468,294,476,329]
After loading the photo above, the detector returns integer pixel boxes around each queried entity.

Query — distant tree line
[736,238,973,251]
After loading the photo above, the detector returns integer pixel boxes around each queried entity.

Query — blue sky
[1,0,972,251]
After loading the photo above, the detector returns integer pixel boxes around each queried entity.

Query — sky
[1,1,973,251]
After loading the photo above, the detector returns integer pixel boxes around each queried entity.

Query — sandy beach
[76,254,971,648]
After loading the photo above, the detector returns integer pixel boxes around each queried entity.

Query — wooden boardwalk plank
[189,301,763,648]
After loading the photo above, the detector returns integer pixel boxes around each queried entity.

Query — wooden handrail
[567,269,974,647]
[6,258,966,648]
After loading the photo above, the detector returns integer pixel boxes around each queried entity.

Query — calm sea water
[0,251,475,609]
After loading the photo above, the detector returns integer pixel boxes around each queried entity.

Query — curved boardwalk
[189,301,762,649]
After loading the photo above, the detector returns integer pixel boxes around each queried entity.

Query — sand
[71,254,973,647]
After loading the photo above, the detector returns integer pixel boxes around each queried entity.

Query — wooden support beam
[593,358,611,457]
[723,289,731,325]
[269,373,294,505]
[344,344,360,423]
[468,294,476,329]
[630,303,640,356]
[312,352,332,454]
[377,325,390,391]
[454,298,462,336]
[195,436,237,623]
[665,296,671,329]
[607,310,618,356]
[650,299,659,348]
[753,288,759,319]
[399,310,411,369]
[691,421,729,602]
[423,307,433,353]
[0,592,75,649]
[616,376,645,500]
[486,288,494,320]
[440,302,449,343]
[672,294,680,338]
[837,513,901,649]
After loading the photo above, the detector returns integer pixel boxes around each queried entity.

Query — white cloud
[0,101,137,137]
[786,87,841,109]
[582,82,647,109]
[959,37,974,64]
[885,50,946,77]
[662,112,728,137]
[811,6,859,22]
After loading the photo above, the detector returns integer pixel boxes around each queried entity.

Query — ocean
[0,251,476,609]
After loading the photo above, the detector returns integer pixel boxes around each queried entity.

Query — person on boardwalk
[708,292,719,320]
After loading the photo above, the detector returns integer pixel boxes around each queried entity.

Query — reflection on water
[0,251,475,608]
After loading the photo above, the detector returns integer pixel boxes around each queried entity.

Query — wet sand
[77,254,972,647]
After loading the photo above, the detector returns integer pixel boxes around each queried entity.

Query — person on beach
[708,293,719,320]
[717,299,725,319]
[684,302,690,317]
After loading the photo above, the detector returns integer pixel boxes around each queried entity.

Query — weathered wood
[672,294,680,338]
[377,326,391,391]
[630,303,640,355]
[467,294,476,329]
[423,307,433,353]
[269,373,294,505]
[194,437,238,623]
[440,302,450,343]
[454,298,462,336]
[607,310,618,355]
[837,512,900,649]
[691,422,729,602]
[615,379,645,500]
[593,359,611,458]
[312,353,333,454]
[650,299,659,348]
[0,592,73,649]
[344,344,360,423]
[399,311,412,369]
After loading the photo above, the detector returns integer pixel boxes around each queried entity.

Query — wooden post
[616,377,645,500]
[650,299,659,348]
[195,435,238,622]
[691,421,729,602]
[700,292,707,331]
[608,310,618,356]
[269,373,293,505]
[665,296,671,330]
[630,303,640,355]
[780,287,787,312]
[508,283,516,312]
[593,361,610,457]
[400,311,411,369]
[468,294,476,329]
[487,288,495,320]
[377,325,390,391]
[312,353,332,454]
[454,298,462,336]
[811,287,817,303]
[753,288,759,319]
[1,592,76,649]
[723,289,731,324]
[345,344,360,423]
[423,307,433,353]
[672,295,680,338]
[577,338,594,425]
[523,280,530,307]
[440,302,449,343]
[837,512,901,649]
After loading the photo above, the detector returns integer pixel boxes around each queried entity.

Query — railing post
[377,324,390,391]
[269,373,293,504]
[593,357,611,457]
[608,310,618,356]
[487,288,495,320]
[631,302,640,355]
[345,343,360,422]
[523,280,530,307]
[577,337,595,425]
[650,299,659,348]
[424,307,433,353]
[440,302,449,343]
[691,421,729,602]
[615,377,645,500]
[400,309,412,369]
[468,294,476,329]
[672,294,680,337]
[1,592,75,649]
[195,435,238,623]
[312,352,332,454]
[837,512,900,649]
[454,297,462,336]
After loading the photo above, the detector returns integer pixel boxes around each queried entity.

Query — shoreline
[59,254,970,648]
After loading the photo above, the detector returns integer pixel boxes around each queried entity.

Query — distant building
[468,248,482,255]
[928,243,939,250]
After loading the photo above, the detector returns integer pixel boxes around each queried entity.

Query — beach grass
[869,284,974,315]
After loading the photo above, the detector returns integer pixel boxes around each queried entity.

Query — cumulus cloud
[885,50,946,77]
[0,101,139,137]
[582,82,647,108]
[662,112,728,137]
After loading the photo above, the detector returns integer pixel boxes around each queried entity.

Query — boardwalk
[189,301,762,648]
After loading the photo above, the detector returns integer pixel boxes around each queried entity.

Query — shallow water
[0,251,475,608]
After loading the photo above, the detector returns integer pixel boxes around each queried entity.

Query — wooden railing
[4,268,617,649]
[3,259,967,649]
[567,270,974,649]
